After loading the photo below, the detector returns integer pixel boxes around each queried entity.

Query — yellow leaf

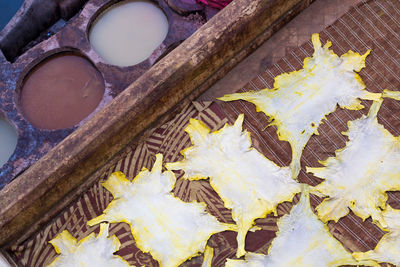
[48,223,131,267]
[219,33,380,178]
[167,114,300,257]
[88,154,235,267]
[225,186,379,267]
[308,96,400,227]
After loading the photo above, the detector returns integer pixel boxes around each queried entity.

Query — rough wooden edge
[0,0,312,247]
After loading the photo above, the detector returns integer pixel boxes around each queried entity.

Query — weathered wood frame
[0,0,312,249]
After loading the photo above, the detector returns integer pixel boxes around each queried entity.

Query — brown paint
[20,53,105,130]
[0,0,312,248]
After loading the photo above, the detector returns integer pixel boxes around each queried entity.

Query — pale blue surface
[0,0,24,30]
[0,117,18,168]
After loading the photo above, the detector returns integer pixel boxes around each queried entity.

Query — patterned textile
[220,0,400,255]
[10,102,280,266]
[196,0,232,9]
[9,0,400,266]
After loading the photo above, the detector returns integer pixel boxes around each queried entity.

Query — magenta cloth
[196,0,231,9]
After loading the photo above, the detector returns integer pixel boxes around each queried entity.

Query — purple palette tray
[0,0,217,189]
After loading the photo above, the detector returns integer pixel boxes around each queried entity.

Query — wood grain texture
[10,1,400,266]
[0,0,311,248]
[9,102,283,267]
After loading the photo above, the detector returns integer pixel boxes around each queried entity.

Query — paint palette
[0,0,211,189]
[0,0,311,259]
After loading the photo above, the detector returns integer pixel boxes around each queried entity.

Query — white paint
[0,116,17,168]
[226,189,362,267]
[308,100,400,228]
[89,0,169,67]
[88,155,233,267]
[220,33,380,178]
[0,252,12,267]
[166,114,301,258]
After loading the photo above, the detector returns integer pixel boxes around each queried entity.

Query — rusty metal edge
[0,0,312,247]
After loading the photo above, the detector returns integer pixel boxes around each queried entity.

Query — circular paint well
[20,53,105,130]
[0,116,18,168]
[89,0,169,67]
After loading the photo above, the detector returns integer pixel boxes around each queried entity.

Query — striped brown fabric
[9,0,400,266]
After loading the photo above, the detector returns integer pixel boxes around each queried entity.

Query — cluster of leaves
[48,34,400,267]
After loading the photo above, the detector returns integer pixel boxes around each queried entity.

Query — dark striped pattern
[9,0,400,266]
[221,0,400,260]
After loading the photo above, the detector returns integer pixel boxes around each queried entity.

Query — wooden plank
[0,0,312,247]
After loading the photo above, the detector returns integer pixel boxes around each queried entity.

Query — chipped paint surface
[167,114,300,257]
[219,33,380,178]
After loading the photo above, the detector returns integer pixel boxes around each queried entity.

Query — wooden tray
[0,0,312,254]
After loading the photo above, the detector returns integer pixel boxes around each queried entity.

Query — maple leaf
[353,206,400,266]
[219,33,380,178]
[308,94,400,227]
[48,223,131,267]
[225,186,379,267]
[166,114,301,257]
[88,154,235,267]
